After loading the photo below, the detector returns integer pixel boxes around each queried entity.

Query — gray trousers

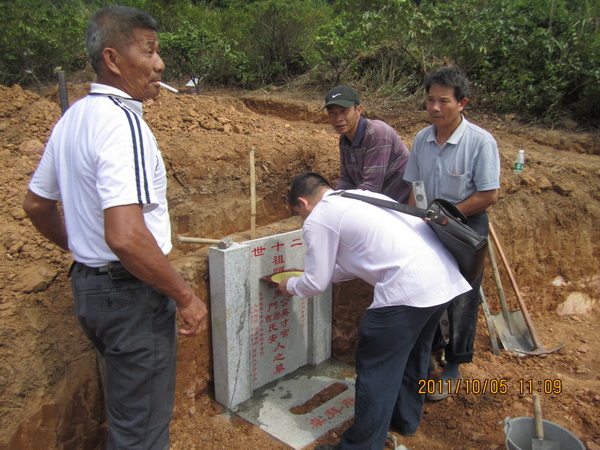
[70,263,177,450]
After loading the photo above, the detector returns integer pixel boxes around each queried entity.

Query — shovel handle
[533,394,544,439]
[487,241,511,326]
[488,223,545,350]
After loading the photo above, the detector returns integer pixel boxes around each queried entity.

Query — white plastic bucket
[504,416,585,450]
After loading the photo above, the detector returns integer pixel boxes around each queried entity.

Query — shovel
[532,395,559,450]
[488,223,564,357]
[487,234,534,354]
[478,286,500,355]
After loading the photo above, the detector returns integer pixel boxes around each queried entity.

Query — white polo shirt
[29,83,172,266]
[286,190,470,309]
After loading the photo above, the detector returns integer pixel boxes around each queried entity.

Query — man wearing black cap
[325,85,411,203]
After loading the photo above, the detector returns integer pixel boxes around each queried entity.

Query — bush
[0,0,597,126]
[0,1,90,88]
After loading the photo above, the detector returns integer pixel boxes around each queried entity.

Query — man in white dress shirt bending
[278,172,470,449]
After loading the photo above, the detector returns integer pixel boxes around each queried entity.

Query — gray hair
[85,6,159,73]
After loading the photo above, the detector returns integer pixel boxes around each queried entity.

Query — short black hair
[289,173,332,207]
[85,6,159,73]
[425,65,470,101]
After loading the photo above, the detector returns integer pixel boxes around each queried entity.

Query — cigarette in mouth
[158,82,179,93]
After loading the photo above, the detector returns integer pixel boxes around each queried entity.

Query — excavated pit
[0,84,599,449]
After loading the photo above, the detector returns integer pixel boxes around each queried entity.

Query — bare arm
[104,204,208,337]
[406,189,416,207]
[455,189,499,217]
[335,156,355,190]
[23,190,69,251]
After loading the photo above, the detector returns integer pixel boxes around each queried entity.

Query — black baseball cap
[324,85,360,108]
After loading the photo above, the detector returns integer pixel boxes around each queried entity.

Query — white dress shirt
[286,189,470,309]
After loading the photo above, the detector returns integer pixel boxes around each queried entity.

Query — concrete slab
[209,230,332,409]
[233,359,356,449]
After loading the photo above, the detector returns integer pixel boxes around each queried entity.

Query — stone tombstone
[209,230,332,409]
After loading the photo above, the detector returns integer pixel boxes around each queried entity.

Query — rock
[23,307,50,332]
[556,292,596,316]
[11,264,57,293]
[18,139,45,156]
[445,421,458,430]
[553,180,574,196]
[9,207,26,221]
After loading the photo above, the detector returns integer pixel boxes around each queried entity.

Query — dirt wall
[1,83,599,449]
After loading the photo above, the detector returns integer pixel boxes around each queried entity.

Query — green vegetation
[0,0,598,126]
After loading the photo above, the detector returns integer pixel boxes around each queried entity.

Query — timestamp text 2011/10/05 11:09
[418,379,563,395]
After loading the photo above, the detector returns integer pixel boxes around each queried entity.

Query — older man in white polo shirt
[23,6,207,449]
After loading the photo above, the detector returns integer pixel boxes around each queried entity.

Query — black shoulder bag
[339,191,488,284]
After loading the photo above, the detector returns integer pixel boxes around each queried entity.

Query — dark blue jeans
[70,263,177,450]
[339,302,449,449]
[433,211,489,365]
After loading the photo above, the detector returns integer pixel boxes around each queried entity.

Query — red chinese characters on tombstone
[271,241,285,252]
[268,293,293,375]
[341,397,355,408]
[250,289,267,382]
[266,241,292,375]
[251,347,258,382]
[271,241,286,274]
[252,236,306,381]
[273,342,286,363]
[304,395,356,429]
[324,407,343,419]
[310,417,327,429]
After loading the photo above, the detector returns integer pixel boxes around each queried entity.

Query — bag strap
[337,191,449,225]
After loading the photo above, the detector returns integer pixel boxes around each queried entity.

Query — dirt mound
[0,83,599,449]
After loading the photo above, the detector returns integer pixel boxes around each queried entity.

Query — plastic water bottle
[513,149,525,174]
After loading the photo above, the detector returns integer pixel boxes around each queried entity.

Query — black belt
[81,263,112,275]
[78,261,135,280]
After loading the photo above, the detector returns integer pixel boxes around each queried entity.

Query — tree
[0,1,89,87]
[313,14,374,85]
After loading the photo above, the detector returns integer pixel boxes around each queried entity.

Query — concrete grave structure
[209,229,333,408]
[209,230,355,448]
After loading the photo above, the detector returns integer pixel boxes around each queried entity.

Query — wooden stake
[249,146,256,239]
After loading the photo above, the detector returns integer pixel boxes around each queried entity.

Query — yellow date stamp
[418,379,563,395]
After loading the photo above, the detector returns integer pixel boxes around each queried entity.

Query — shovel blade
[491,309,534,354]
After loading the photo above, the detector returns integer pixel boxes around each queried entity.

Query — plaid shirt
[336,116,411,203]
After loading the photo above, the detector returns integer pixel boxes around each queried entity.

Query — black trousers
[433,211,489,364]
[339,302,449,449]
